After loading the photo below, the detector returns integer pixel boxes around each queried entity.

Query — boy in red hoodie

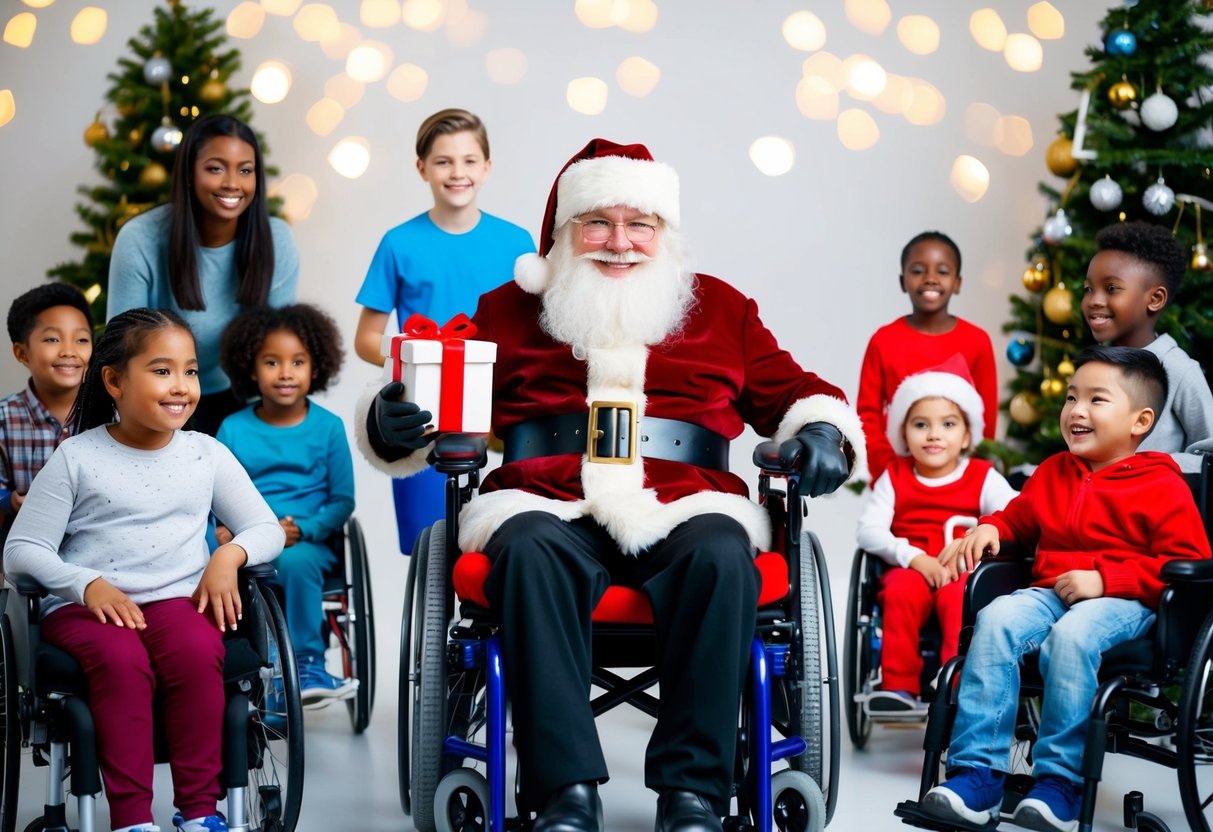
[918,345,1211,832]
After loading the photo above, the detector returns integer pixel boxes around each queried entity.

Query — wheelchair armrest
[1161,559,1213,584]
[7,573,48,597]
[433,433,489,475]
[239,562,276,581]
[962,556,1033,625]
[752,440,797,476]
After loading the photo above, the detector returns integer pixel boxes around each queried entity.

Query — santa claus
[359,140,865,832]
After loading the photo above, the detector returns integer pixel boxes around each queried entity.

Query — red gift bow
[391,313,479,431]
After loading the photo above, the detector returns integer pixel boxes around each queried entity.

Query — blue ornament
[1106,30,1137,56]
[1007,337,1035,367]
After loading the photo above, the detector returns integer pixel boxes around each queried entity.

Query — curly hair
[1095,221,1186,303]
[220,303,344,400]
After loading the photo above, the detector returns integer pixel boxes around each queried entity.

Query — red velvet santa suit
[878,456,993,694]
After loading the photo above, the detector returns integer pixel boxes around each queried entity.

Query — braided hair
[69,308,195,433]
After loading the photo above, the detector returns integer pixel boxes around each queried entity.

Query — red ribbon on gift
[391,313,478,431]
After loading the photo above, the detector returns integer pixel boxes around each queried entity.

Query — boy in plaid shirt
[1,284,93,524]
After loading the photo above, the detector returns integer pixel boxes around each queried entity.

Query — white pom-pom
[514,252,553,294]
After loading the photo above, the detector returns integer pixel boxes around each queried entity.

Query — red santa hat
[885,353,985,456]
[514,138,680,295]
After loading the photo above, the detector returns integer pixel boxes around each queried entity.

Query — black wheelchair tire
[787,532,824,789]
[249,584,304,832]
[1177,606,1213,832]
[842,550,873,750]
[0,616,19,832]
[345,518,376,734]
[399,526,427,815]
[412,520,453,832]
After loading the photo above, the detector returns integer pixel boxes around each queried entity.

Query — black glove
[372,381,433,452]
[777,422,849,498]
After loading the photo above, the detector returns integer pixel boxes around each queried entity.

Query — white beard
[539,226,697,353]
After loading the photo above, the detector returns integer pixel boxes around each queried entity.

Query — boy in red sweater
[919,345,1211,832]
[857,231,998,484]
[857,355,1015,714]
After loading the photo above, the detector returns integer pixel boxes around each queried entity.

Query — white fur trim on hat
[554,155,680,228]
[514,252,553,295]
[885,372,985,456]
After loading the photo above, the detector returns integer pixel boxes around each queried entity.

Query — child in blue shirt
[217,303,355,706]
[352,108,534,554]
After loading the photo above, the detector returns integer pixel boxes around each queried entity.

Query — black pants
[483,511,760,814]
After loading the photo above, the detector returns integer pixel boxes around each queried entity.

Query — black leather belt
[504,402,730,471]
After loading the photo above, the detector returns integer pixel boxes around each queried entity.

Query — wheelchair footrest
[893,800,1000,832]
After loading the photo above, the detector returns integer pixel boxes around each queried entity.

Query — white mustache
[578,250,652,265]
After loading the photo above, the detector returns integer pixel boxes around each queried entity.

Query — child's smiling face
[1081,250,1167,349]
[901,239,961,317]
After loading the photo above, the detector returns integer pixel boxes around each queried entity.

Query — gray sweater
[3,426,284,618]
[1143,334,1213,474]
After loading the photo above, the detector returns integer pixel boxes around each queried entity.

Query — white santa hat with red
[885,353,985,456]
[514,138,680,295]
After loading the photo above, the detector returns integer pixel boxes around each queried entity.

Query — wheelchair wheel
[1176,608,1213,832]
[248,584,304,832]
[770,770,825,832]
[344,518,377,734]
[399,526,427,816]
[842,550,874,750]
[434,768,489,832]
[0,616,19,832]
[773,532,825,790]
[411,520,454,832]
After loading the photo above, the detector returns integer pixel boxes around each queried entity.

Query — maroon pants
[42,599,225,828]
[877,566,967,694]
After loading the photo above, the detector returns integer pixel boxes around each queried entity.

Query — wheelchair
[320,517,377,733]
[895,457,1213,832]
[0,564,304,832]
[844,518,976,748]
[397,434,842,832]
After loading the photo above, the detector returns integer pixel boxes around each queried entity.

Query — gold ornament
[129,127,143,144]
[139,161,168,189]
[1057,357,1075,378]
[1022,258,1051,293]
[1107,79,1138,110]
[199,76,227,105]
[84,118,109,148]
[1193,242,1211,272]
[1043,285,1073,325]
[1040,377,1065,398]
[1045,136,1077,177]
[1009,392,1042,426]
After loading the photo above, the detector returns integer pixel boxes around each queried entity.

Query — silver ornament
[1143,178,1175,215]
[1140,92,1179,131]
[1042,209,1072,244]
[151,121,183,152]
[143,56,172,85]
[1089,177,1123,211]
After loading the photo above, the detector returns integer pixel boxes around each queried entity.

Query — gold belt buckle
[587,400,637,464]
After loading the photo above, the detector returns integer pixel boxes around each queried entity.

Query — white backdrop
[0,0,1105,629]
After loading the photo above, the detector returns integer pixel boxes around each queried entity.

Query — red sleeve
[969,329,999,441]
[981,459,1048,547]
[1099,477,1212,607]
[857,333,894,483]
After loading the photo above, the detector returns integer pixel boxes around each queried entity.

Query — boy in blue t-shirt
[353,108,534,553]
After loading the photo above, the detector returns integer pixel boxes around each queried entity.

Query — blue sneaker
[297,654,357,710]
[921,766,1005,827]
[1011,776,1081,832]
[171,814,227,832]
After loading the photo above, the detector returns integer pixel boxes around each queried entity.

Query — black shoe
[654,790,723,832]
[533,782,604,832]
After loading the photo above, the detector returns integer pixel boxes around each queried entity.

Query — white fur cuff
[353,380,434,478]
[773,395,868,483]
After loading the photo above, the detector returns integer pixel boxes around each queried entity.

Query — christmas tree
[992,0,1213,465]
[49,0,273,324]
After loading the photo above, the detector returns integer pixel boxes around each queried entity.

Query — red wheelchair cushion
[451,550,790,624]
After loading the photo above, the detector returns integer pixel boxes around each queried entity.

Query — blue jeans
[948,586,1155,782]
[275,540,337,661]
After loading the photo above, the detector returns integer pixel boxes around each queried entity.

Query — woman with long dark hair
[108,114,299,434]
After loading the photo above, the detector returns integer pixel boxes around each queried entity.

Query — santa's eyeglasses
[569,217,659,244]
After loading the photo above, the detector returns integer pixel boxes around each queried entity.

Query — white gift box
[380,333,497,434]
